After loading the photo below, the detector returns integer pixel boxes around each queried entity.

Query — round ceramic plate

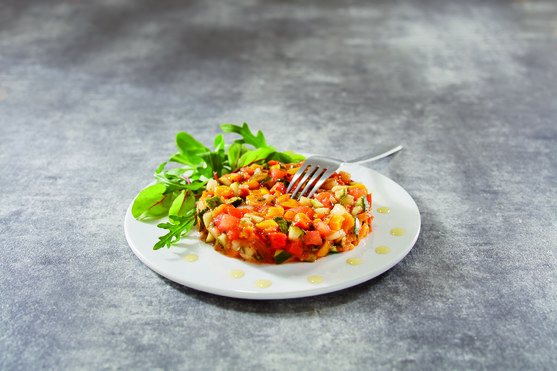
[124,163,420,299]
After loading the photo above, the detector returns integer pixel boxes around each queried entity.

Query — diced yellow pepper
[287,167,300,175]
[266,207,285,218]
[328,214,344,231]
[341,213,355,233]
[280,199,299,208]
[255,220,279,230]
[316,241,331,257]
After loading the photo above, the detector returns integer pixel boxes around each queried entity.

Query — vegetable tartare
[196,160,373,264]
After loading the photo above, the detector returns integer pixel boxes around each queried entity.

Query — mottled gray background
[1,0,556,370]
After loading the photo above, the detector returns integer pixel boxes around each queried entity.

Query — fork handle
[345,145,403,164]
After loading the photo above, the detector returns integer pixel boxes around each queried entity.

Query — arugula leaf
[132,122,305,251]
[153,211,197,250]
[221,123,267,148]
[131,184,173,220]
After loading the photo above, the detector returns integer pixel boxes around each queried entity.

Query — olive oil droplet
[184,254,198,262]
[375,246,391,254]
[255,279,272,288]
[377,207,390,214]
[390,228,406,236]
[229,270,245,279]
[307,275,324,284]
[346,258,362,266]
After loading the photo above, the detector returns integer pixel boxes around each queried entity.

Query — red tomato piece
[268,232,287,250]
[286,240,304,257]
[302,230,322,246]
[288,206,314,219]
[269,168,288,180]
[348,187,367,199]
[314,221,332,237]
[314,192,333,208]
[270,182,286,195]
[214,214,240,232]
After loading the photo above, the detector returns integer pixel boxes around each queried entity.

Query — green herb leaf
[221,122,267,148]
[131,184,173,220]
[170,132,210,166]
[169,190,195,217]
[153,211,197,250]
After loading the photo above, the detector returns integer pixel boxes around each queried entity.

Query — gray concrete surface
[1,0,556,369]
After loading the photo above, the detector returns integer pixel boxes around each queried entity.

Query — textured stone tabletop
[1,0,556,369]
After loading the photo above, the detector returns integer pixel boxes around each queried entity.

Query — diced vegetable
[288,225,306,240]
[206,195,224,210]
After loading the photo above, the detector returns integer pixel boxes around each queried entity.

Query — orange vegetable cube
[293,213,311,229]
[284,210,296,220]
[341,213,355,233]
[246,180,260,190]
[215,186,234,199]
[255,220,279,231]
[328,214,344,231]
[280,198,299,208]
[316,241,332,257]
[266,207,285,218]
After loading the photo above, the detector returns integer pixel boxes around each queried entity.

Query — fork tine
[289,165,320,197]
[286,162,311,194]
[303,168,338,199]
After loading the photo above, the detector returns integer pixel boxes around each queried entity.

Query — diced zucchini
[197,207,210,230]
[274,250,293,264]
[226,197,243,207]
[216,233,228,248]
[230,182,240,196]
[288,225,306,240]
[202,210,213,230]
[244,213,264,223]
[300,197,312,207]
[314,207,330,215]
[205,233,215,243]
[359,196,370,212]
[310,199,324,208]
[273,216,289,234]
[353,216,361,236]
[206,195,224,209]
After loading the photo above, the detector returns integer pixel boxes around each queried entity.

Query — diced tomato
[348,186,367,199]
[269,168,288,181]
[314,220,332,236]
[288,206,314,218]
[270,182,286,195]
[293,213,311,229]
[268,232,287,250]
[302,230,322,246]
[214,214,240,232]
[314,192,333,208]
[286,240,304,257]
[226,228,241,241]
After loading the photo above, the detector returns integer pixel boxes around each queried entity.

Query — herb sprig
[131,123,305,250]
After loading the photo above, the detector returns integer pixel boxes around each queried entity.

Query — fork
[286,144,403,200]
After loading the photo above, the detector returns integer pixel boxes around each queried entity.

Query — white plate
[124,163,420,299]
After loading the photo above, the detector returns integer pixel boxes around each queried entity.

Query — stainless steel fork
[286,144,403,199]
